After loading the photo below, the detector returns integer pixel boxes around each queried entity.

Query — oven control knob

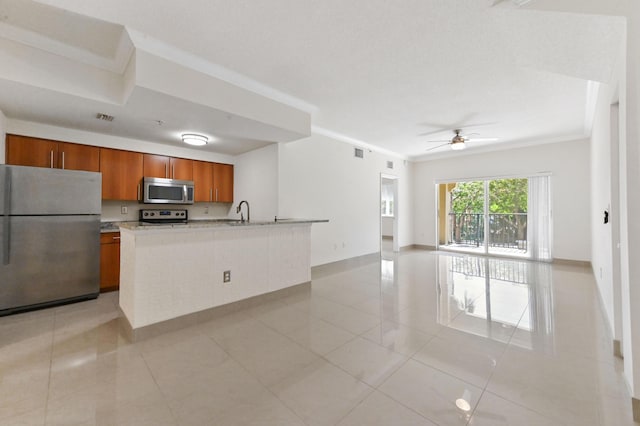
[143,212,149,216]
[150,212,155,216]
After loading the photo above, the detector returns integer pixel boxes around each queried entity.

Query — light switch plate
[223,270,231,283]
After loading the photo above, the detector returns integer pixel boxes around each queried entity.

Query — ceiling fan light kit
[451,142,466,151]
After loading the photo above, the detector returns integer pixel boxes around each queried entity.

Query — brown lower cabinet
[100,232,120,292]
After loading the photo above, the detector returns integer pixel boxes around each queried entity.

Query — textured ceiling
[1,0,628,159]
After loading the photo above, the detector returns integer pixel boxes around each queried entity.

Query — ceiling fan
[425,129,498,152]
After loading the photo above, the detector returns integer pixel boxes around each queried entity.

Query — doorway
[380,174,399,255]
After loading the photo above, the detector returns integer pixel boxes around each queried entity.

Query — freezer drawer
[0,216,100,313]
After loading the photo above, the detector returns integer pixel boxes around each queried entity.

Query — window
[381,182,394,217]
[437,176,552,261]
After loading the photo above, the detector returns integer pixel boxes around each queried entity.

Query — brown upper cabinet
[193,160,214,202]
[143,154,193,180]
[213,163,234,203]
[192,161,234,203]
[100,148,143,200]
[7,134,233,202]
[6,134,100,172]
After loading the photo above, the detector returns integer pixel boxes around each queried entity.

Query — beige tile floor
[0,249,637,425]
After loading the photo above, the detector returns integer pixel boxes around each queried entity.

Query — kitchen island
[117,219,327,340]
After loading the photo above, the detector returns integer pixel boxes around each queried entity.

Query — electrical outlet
[121,206,128,215]
[204,206,209,214]
[223,270,231,283]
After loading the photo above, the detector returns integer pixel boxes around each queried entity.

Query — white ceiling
[0,0,627,159]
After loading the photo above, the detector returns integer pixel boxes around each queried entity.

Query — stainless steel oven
[142,177,194,204]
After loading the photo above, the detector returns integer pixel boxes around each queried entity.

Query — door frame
[380,173,399,253]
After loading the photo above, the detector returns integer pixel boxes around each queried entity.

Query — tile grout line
[201,331,309,425]
[41,310,58,426]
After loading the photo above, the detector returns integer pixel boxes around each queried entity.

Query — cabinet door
[58,142,100,172]
[192,160,213,202]
[170,157,193,180]
[6,135,58,168]
[100,148,144,200]
[213,163,234,203]
[100,232,120,292]
[143,154,170,178]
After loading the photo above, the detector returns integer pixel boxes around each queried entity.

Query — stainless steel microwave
[142,177,194,204]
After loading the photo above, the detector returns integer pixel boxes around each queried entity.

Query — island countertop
[118,218,328,232]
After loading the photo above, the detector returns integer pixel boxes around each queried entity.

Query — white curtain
[528,176,553,261]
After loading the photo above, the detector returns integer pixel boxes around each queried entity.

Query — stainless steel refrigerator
[0,165,101,315]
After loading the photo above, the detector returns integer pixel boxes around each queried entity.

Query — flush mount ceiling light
[181,133,208,146]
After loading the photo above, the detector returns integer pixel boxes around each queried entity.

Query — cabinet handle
[137,184,141,201]
[172,164,175,179]
[215,188,218,202]
[112,236,120,241]
[165,164,168,178]
[50,150,54,168]
[61,152,65,170]
[209,188,213,202]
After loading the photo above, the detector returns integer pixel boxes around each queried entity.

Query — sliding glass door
[437,176,551,261]
[488,178,528,256]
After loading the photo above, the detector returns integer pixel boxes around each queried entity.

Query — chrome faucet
[236,200,250,223]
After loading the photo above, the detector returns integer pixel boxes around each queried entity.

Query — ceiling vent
[354,148,364,159]
[387,161,394,169]
[96,113,114,122]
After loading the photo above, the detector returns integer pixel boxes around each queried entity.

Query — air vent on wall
[387,161,394,169]
[96,113,115,122]
[354,148,364,159]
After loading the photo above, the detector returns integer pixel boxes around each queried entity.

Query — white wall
[232,144,279,221]
[590,82,618,340]
[620,1,640,399]
[413,139,591,261]
[381,217,394,237]
[278,133,412,267]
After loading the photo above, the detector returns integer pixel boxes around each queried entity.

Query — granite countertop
[116,218,328,232]
[100,222,123,233]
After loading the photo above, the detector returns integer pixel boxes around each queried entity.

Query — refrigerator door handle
[2,216,9,265]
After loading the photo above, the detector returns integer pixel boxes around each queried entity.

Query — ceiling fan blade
[425,139,451,143]
[418,129,450,137]
[466,137,499,142]
[425,143,450,152]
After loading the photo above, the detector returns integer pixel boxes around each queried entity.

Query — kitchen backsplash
[101,200,232,222]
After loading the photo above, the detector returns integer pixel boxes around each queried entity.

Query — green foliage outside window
[450,179,528,214]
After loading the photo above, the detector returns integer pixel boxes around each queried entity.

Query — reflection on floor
[0,250,636,425]
[441,243,529,258]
